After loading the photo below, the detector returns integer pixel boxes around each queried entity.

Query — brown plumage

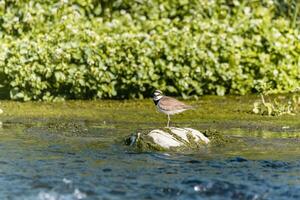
[158,96,193,112]
[152,90,194,127]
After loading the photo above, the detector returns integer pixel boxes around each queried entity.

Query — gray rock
[125,127,210,151]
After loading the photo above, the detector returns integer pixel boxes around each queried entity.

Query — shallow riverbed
[0,96,299,199]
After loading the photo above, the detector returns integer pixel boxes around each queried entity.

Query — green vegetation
[0,95,299,130]
[252,80,300,116]
[0,0,299,100]
[252,93,300,116]
[0,96,298,151]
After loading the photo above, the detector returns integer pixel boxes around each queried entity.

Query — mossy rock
[124,127,211,151]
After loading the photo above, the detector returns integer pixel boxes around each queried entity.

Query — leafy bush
[0,0,299,100]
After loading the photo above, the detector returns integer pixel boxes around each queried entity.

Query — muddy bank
[0,95,299,133]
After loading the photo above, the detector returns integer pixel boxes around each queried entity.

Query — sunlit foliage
[0,0,299,100]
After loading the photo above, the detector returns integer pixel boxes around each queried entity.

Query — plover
[152,90,194,127]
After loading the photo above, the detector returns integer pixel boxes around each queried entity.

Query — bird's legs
[167,114,170,128]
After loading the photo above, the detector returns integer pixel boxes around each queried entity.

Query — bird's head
[153,90,163,101]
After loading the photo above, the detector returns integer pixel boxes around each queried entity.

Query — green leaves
[0,0,299,100]
[252,94,299,116]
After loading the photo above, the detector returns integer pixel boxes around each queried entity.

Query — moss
[124,132,167,152]
[203,129,242,147]
[0,94,299,144]
[186,132,207,148]
[0,95,299,129]
[44,121,89,137]
[136,135,167,152]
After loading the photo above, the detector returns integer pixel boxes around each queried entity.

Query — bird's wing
[159,96,193,111]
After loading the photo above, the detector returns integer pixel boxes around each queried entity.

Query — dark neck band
[153,99,159,105]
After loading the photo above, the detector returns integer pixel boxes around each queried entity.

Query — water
[0,98,299,199]
[0,122,300,200]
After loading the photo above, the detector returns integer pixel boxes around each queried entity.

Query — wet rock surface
[125,128,222,151]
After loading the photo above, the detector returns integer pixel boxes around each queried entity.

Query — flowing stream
[0,98,299,199]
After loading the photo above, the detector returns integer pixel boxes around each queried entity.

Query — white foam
[73,188,87,199]
[62,178,72,185]
[37,188,87,200]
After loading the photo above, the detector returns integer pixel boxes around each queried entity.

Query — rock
[0,108,3,114]
[148,129,184,148]
[125,127,210,151]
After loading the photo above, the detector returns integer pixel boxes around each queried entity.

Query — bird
[152,90,194,127]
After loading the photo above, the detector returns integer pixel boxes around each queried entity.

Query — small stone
[0,109,3,114]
